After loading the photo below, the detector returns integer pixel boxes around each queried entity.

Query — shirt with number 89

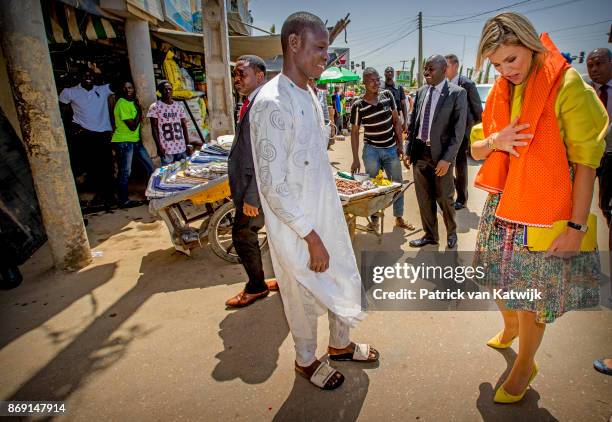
[147,100,188,154]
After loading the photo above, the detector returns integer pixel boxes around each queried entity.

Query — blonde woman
[471,12,608,403]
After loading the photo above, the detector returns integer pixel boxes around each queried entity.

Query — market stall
[146,139,266,262]
[335,172,413,243]
[151,39,210,144]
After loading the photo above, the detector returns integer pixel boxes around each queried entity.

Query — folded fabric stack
[201,144,230,156]
[190,152,228,164]
[146,168,197,199]
[185,162,228,179]
[146,151,230,200]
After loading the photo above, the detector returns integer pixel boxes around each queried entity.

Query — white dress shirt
[247,85,262,102]
[417,79,447,144]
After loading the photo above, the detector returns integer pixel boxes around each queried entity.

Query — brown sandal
[295,361,344,390]
[329,343,380,362]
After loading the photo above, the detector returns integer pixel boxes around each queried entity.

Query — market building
[0,0,281,274]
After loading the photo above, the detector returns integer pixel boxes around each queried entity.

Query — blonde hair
[475,12,546,70]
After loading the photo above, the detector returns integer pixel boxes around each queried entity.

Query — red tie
[599,85,608,110]
[239,97,250,121]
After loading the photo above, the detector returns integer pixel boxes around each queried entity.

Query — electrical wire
[548,19,612,33]
[353,27,419,61]
[423,0,534,28]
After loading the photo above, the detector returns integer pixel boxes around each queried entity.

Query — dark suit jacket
[406,80,468,164]
[228,95,260,208]
[456,75,483,130]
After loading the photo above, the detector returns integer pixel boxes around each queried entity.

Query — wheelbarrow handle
[399,180,414,194]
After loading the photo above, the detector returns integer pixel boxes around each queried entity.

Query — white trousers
[292,283,351,367]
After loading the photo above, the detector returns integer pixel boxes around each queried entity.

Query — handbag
[525,213,598,251]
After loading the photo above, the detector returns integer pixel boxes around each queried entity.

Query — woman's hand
[491,117,532,157]
[546,228,585,259]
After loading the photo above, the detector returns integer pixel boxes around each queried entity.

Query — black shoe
[447,234,458,249]
[409,237,439,248]
[454,202,465,210]
[119,199,144,209]
[1,265,23,290]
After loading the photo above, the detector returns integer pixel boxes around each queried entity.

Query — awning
[151,28,282,61]
[317,66,360,84]
[43,1,118,44]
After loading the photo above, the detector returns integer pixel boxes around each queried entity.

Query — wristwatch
[567,221,588,233]
[487,137,496,150]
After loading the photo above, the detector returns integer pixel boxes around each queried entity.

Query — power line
[352,20,419,58]
[353,26,418,60]
[424,0,586,39]
[347,20,417,45]
[514,0,583,14]
[423,0,533,28]
[423,0,549,19]
[548,19,612,33]
[427,28,480,38]
[347,15,416,34]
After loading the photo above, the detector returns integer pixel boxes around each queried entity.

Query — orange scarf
[474,33,572,227]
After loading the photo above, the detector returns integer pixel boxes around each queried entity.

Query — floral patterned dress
[471,68,607,323]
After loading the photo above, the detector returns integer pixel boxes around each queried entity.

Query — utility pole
[0,0,92,271]
[417,11,423,88]
[400,60,408,71]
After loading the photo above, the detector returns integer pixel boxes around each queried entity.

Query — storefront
[44,0,129,90]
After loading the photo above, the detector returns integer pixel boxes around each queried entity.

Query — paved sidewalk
[1,137,611,421]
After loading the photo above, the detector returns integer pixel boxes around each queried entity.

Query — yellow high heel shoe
[486,330,517,349]
[494,362,539,404]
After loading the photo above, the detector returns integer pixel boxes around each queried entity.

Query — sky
[248,0,611,78]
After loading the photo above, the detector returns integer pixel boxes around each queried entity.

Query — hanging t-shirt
[112,98,140,142]
[146,100,187,154]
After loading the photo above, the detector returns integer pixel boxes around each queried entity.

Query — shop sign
[163,0,194,32]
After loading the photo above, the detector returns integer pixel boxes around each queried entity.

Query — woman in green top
[112,81,154,207]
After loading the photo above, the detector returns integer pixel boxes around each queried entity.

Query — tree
[269,24,276,34]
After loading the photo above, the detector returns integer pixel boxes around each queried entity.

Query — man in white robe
[249,12,379,390]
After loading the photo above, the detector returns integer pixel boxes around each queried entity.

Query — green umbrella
[317,66,360,83]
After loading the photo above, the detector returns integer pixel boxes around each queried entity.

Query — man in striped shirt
[350,67,414,230]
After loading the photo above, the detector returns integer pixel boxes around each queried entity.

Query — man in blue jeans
[111,81,154,207]
[350,67,414,230]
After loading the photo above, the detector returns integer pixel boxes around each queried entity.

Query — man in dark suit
[226,55,277,307]
[586,48,612,228]
[445,54,483,210]
[405,55,467,249]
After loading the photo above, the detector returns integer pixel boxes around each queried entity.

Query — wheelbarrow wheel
[208,201,268,263]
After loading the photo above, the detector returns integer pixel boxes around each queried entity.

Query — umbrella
[317,66,360,84]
